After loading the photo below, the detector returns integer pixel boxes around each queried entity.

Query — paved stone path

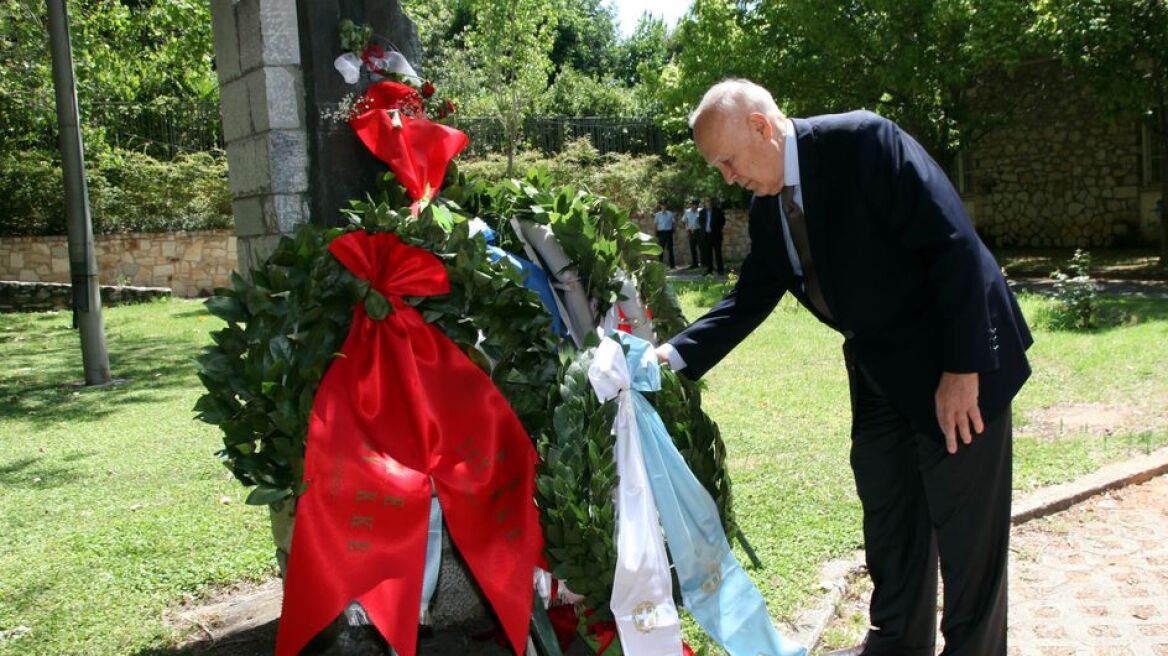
[815,475,1168,655]
[1008,474,1168,655]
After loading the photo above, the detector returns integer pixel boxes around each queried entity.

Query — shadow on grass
[1103,296,1168,323]
[0,454,90,489]
[0,334,206,427]
[169,304,216,320]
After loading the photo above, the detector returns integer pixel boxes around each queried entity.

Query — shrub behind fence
[450,116,668,158]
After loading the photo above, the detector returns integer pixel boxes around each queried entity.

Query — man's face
[694,109,784,197]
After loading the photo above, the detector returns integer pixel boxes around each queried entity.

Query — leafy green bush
[543,66,639,116]
[458,136,740,215]
[0,148,232,237]
[0,150,68,236]
[1041,249,1129,330]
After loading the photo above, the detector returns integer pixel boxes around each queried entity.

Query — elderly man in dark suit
[657,79,1032,656]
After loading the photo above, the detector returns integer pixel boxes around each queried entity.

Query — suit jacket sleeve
[666,203,786,379]
[860,116,999,373]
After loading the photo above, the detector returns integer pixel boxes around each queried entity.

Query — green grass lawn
[0,300,274,656]
[0,289,1165,655]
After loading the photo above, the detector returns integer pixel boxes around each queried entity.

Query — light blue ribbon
[484,231,568,338]
[614,333,807,656]
[420,494,442,622]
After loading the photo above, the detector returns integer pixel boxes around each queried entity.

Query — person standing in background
[702,196,725,275]
[654,199,677,268]
[683,198,704,269]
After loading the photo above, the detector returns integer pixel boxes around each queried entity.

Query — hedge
[0,148,232,237]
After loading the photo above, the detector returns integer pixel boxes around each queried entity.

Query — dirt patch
[1019,402,1167,440]
[163,578,282,654]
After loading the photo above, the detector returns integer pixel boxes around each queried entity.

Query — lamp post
[46,0,111,386]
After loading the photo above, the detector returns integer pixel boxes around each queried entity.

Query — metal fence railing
[17,98,665,161]
[450,116,668,158]
[85,100,224,158]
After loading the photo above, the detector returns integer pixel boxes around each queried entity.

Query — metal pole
[47,0,111,386]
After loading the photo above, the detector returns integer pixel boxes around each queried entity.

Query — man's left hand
[935,372,984,455]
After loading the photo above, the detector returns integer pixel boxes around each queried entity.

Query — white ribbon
[333,53,363,85]
[516,220,597,348]
[589,338,683,656]
[334,50,421,85]
[600,269,654,343]
[368,50,421,83]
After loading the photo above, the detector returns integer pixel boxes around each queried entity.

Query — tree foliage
[1032,0,1168,262]
[0,0,216,153]
[661,0,1038,164]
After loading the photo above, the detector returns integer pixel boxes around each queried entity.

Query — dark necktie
[780,185,833,320]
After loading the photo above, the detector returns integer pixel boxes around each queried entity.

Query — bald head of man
[689,79,788,197]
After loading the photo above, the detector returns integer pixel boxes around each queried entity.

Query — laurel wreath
[195,170,737,632]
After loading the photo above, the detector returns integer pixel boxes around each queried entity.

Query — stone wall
[0,230,237,297]
[0,281,171,313]
[964,62,1158,248]
[633,209,751,269]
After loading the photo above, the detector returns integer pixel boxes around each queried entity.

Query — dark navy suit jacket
[667,111,1033,438]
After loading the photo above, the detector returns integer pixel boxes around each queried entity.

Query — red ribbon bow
[349,81,469,204]
[275,231,543,656]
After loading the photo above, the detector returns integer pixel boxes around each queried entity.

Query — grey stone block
[232,197,267,237]
[259,0,301,66]
[250,66,304,132]
[263,194,310,234]
[236,0,263,74]
[430,529,490,627]
[209,0,241,84]
[238,234,284,274]
[268,130,309,194]
[226,136,272,197]
[219,77,253,144]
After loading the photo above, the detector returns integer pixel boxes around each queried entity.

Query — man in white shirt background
[653,199,676,268]
[682,198,703,269]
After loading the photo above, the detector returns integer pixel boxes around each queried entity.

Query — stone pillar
[210,0,311,273]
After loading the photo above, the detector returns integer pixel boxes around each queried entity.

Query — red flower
[444,99,456,115]
[421,81,435,98]
[361,80,425,117]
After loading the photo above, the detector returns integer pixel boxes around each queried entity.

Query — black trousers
[845,347,1011,656]
[656,229,675,267]
[703,231,723,274]
[687,229,703,267]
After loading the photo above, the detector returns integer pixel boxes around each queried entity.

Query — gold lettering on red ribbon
[347,540,371,552]
[383,495,406,508]
[491,476,523,502]
[356,490,377,503]
[351,515,374,529]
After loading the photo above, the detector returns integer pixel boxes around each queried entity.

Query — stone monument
[209,3,490,653]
